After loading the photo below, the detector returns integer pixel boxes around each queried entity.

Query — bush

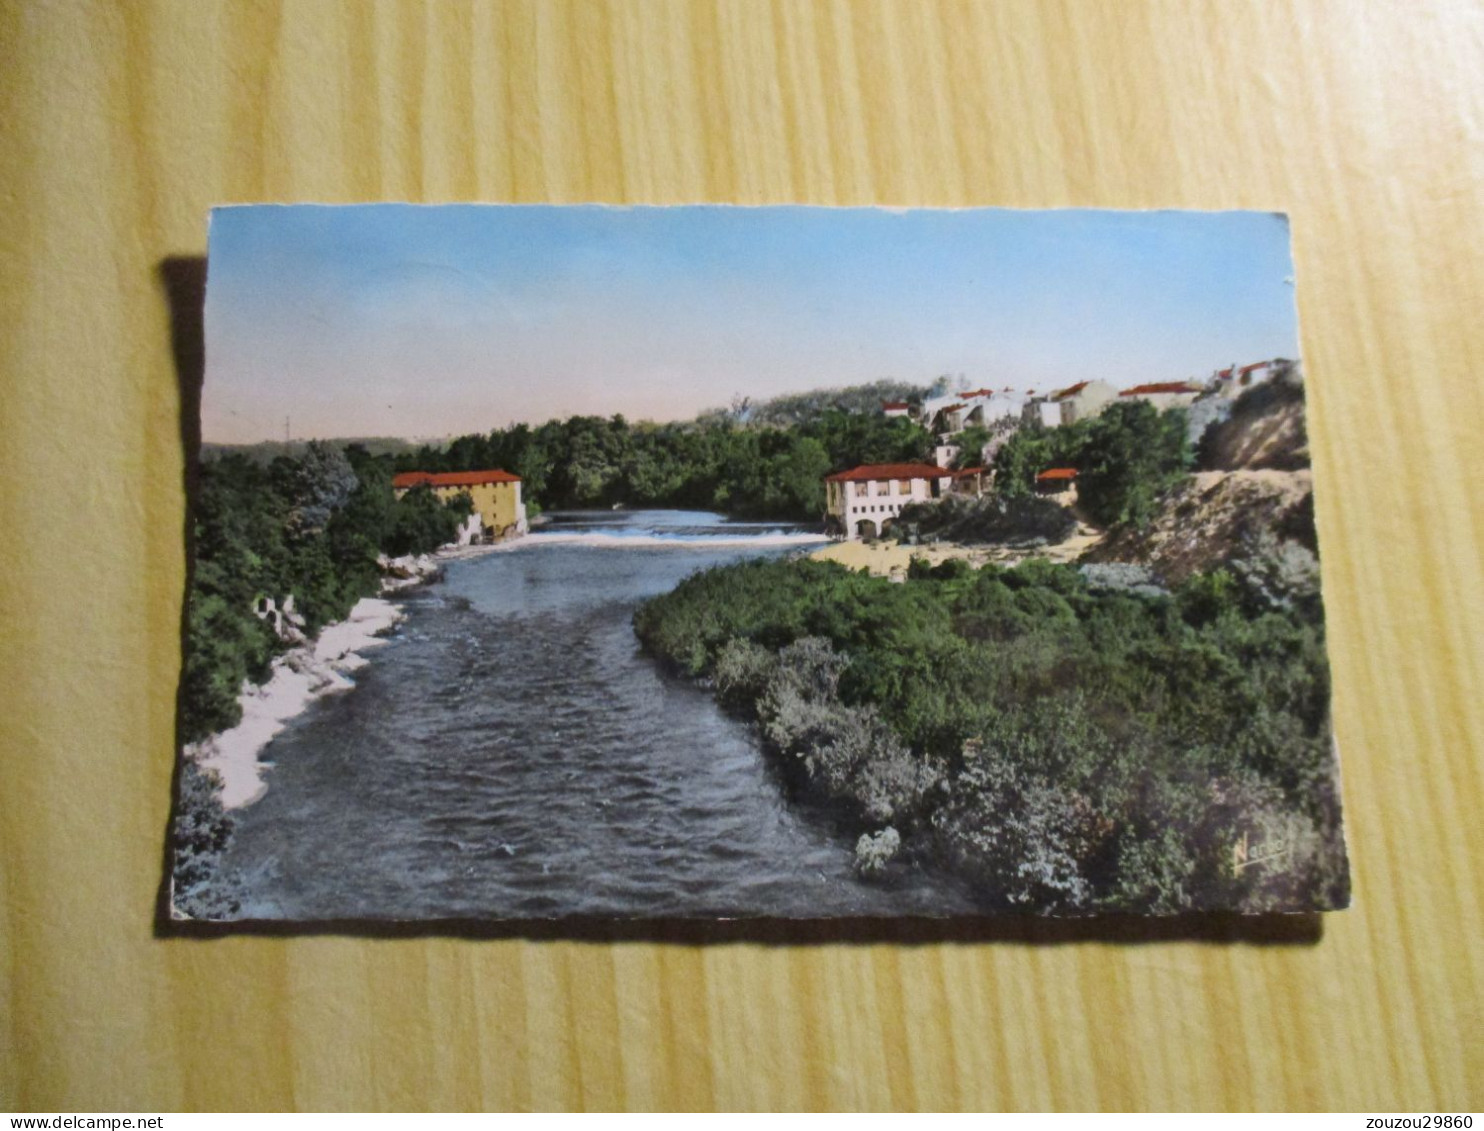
[1078,562,1167,599]
[712,636,777,715]
[170,761,242,918]
[855,827,901,876]
[898,493,1076,546]
[755,639,942,824]
[384,485,470,557]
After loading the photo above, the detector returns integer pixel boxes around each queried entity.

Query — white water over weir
[214,510,981,919]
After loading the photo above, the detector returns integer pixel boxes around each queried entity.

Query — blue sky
[203,204,1299,443]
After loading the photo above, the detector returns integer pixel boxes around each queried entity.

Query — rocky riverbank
[186,553,447,809]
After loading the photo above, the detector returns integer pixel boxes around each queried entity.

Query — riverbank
[808,522,1104,576]
[187,550,466,809]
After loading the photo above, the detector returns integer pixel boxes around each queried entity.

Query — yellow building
[392,469,527,540]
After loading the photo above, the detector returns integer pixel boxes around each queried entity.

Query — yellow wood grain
[2,0,1482,1111]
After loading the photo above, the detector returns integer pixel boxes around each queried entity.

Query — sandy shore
[809,524,1104,577]
[188,551,457,810]
[191,597,406,808]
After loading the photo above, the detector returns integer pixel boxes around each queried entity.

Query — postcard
[170,204,1348,920]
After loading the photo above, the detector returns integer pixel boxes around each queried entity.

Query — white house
[921,387,1025,432]
[881,400,913,418]
[1046,379,1118,424]
[825,462,960,540]
[1023,397,1062,427]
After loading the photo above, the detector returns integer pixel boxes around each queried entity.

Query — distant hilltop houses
[826,359,1288,540]
[392,469,528,543]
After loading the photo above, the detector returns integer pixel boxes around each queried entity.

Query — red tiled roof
[1050,381,1090,400]
[881,400,911,410]
[1216,368,1235,379]
[1119,382,1203,396]
[825,463,948,483]
[1036,467,1078,480]
[1239,361,1270,375]
[393,469,521,489]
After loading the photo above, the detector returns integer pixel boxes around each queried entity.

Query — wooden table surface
[2,0,1481,1112]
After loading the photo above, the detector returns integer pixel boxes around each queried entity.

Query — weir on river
[217,510,979,919]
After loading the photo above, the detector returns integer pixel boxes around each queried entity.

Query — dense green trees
[633,554,1348,913]
[1075,400,1194,527]
[737,379,925,426]
[181,443,472,744]
[395,410,933,520]
[991,400,1193,528]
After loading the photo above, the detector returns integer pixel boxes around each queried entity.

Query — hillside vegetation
[731,379,927,427]
[202,436,422,463]
[1084,364,1317,583]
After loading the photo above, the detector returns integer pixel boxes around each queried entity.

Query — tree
[275,440,359,534]
[1075,400,1192,528]
[991,421,1081,497]
[385,485,471,557]
[951,424,992,469]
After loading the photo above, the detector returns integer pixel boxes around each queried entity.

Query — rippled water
[219,510,979,919]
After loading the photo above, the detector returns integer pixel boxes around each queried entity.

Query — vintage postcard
[171,204,1349,920]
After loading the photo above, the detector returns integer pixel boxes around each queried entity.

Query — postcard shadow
[153,253,1322,949]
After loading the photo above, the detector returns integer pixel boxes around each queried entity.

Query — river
[217,510,980,919]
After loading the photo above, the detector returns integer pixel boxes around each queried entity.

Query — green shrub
[178,593,278,744]
[170,761,242,918]
[898,493,1077,546]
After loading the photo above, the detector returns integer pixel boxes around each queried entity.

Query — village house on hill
[1035,467,1079,503]
[824,462,986,540]
[1021,390,1061,428]
[918,387,1026,466]
[392,469,528,542]
[1117,381,1205,411]
[1044,379,1118,425]
[924,388,1024,435]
